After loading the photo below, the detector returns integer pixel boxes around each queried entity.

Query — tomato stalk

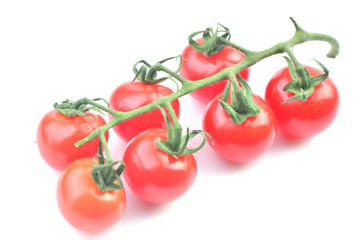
[219,74,261,124]
[75,17,339,148]
[68,18,340,191]
[281,46,330,102]
[91,129,125,191]
[156,102,211,157]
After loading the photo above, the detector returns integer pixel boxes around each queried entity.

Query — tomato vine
[50,17,339,192]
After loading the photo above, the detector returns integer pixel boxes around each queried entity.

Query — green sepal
[179,128,213,156]
[155,106,181,157]
[54,98,109,118]
[133,56,182,85]
[91,159,125,191]
[220,76,260,125]
[282,57,329,103]
[156,128,212,158]
[91,138,125,192]
[156,106,213,158]
[188,23,231,57]
[133,60,167,84]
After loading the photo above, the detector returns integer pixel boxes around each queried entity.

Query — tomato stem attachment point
[220,74,260,124]
[133,56,186,89]
[188,23,232,57]
[156,102,212,157]
[282,56,330,103]
[91,131,125,191]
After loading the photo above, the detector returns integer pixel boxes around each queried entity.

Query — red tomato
[36,110,108,171]
[179,38,250,103]
[265,65,339,138]
[57,157,126,233]
[109,81,180,142]
[203,94,277,163]
[122,128,197,204]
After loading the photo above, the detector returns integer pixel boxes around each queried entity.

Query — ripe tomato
[203,94,277,163]
[122,128,197,204]
[36,110,108,171]
[179,38,250,103]
[109,81,180,142]
[265,65,339,138]
[57,157,126,233]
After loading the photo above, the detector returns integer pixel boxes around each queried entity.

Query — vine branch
[75,18,339,148]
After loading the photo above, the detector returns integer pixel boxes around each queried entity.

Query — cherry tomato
[179,38,250,103]
[109,81,180,142]
[122,128,197,204]
[57,157,126,233]
[265,65,339,138]
[36,110,108,171]
[203,94,277,163]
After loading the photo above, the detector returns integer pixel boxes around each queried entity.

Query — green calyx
[282,57,329,103]
[91,159,125,191]
[188,23,231,57]
[91,136,125,191]
[220,75,260,125]
[156,104,212,158]
[54,98,109,118]
[133,56,182,86]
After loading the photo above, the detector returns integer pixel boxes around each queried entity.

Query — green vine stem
[91,129,125,191]
[75,17,339,148]
[156,102,210,157]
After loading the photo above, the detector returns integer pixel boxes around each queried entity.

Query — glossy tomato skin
[57,157,126,233]
[122,128,197,204]
[36,110,108,171]
[179,38,250,103]
[109,81,180,142]
[265,66,339,138]
[203,94,277,163]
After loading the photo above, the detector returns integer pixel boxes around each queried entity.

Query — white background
[1,0,359,239]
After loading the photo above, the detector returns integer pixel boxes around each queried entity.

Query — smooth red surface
[122,128,197,204]
[109,81,180,142]
[56,157,126,233]
[265,65,339,138]
[203,94,277,163]
[179,38,250,103]
[36,110,108,171]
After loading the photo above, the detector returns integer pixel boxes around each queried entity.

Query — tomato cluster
[36,33,339,233]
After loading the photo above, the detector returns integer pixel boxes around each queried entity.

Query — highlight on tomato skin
[265,65,340,138]
[179,38,250,104]
[122,128,197,204]
[203,94,278,163]
[36,110,109,171]
[108,81,180,142]
[56,157,126,233]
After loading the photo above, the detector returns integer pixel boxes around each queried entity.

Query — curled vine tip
[289,17,339,59]
[326,39,340,58]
